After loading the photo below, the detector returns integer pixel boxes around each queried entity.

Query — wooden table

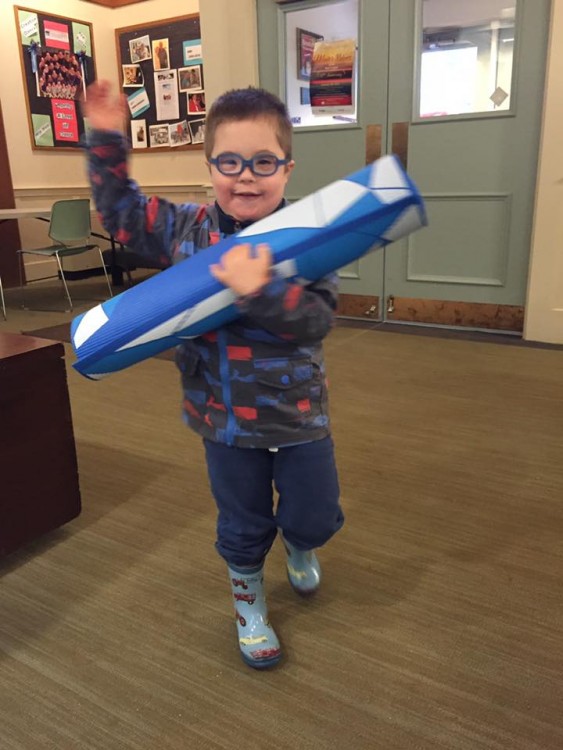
[0,332,81,558]
[0,207,53,222]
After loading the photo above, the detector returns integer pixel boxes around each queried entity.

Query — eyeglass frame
[208,151,291,177]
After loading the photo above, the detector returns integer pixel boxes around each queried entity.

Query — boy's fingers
[214,243,269,269]
[209,263,222,277]
[256,244,272,264]
[232,243,250,257]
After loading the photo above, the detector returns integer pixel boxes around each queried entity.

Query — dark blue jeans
[203,436,343,567]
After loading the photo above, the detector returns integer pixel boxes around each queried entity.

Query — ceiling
[82,0,151,8]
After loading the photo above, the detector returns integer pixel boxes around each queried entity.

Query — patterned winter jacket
[86,130,338,448]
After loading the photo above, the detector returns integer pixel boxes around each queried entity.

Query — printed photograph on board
[122,64,143,87]
[129,35,151,63]
[187,91,206,114]
[178,65,202,92]
[169,120,191,146]
[131,118,147,148]
[188,117,205,144]
[37,50,83,100]
[149,123,170,147]
[152,38,170,71]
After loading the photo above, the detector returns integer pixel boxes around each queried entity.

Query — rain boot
[228,563,282,669]
[281,534,321,596]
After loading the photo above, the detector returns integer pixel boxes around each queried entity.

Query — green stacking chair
[18,199,113,312]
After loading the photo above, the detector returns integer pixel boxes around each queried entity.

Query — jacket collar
[215,199,286,235]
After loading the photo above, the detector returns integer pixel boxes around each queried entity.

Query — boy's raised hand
[210,243,272,297]
[81,80,128,133]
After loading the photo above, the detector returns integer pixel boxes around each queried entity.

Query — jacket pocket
[254,358,314,390]
[251,357,321,423]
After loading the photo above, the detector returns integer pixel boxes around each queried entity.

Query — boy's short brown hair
[204,87,293,160]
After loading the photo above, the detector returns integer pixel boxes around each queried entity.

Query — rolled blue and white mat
[71,155,426,379]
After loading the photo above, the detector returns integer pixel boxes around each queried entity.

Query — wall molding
[14,184,212,201]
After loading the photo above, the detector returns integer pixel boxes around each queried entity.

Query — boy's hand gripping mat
[71,155,427,378]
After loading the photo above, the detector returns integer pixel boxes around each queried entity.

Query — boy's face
[208,117,294,223]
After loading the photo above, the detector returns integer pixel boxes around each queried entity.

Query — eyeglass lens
[216,153,282,176]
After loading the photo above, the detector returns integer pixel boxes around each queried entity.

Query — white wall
[1,0,258,279]
[524,0,563,344]
[0,0,258,191]
[1,0,116,190]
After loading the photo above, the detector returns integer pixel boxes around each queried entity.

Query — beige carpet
[1,318,563,749]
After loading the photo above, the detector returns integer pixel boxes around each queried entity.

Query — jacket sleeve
[235,272,339,344]
[86,129,201,266]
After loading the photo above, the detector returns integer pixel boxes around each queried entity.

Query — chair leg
[97,247,114,298]
[55,252,73,312]
[0,275,6,321]
[19,251,27,310]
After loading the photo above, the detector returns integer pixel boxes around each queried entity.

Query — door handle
[365,124,382,164]
[391,122,409,169]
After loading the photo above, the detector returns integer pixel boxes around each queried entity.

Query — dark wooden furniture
[0,332,81,557]
[0,97,23,288]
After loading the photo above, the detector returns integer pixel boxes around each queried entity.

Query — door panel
[256,0,550,329]
[386,0,551,310]
[257,0,389,316]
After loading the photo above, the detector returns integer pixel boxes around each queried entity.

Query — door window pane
[283,0,359,128]
[418,0,517,118]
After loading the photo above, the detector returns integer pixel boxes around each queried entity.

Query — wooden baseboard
[337,294,380,319]
[337,294,524,332]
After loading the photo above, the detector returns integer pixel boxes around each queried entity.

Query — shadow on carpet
[23,322,175,362]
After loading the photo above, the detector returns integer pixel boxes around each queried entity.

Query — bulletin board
[14,6,97,151]
[115,14,205,152]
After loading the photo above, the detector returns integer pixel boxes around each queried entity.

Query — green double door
[257,0,550,329]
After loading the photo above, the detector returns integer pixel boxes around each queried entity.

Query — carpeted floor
[3,320,563,749]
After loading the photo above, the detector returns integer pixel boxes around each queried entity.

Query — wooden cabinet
[0,332,81,557]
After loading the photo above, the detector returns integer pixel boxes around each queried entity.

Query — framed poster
[310,38,356,115]
[115,14,204,152]
[15,6,97,150]
[296,28,323,81]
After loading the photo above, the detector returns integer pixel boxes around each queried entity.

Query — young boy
[82,82,344,669]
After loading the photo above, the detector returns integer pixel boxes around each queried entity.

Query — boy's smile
[208,117,294,223]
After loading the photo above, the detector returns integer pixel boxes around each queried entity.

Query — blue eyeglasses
[209,151,290,177]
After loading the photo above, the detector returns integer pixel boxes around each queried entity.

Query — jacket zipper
[217,328,235,445]
[215,229,235,445]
